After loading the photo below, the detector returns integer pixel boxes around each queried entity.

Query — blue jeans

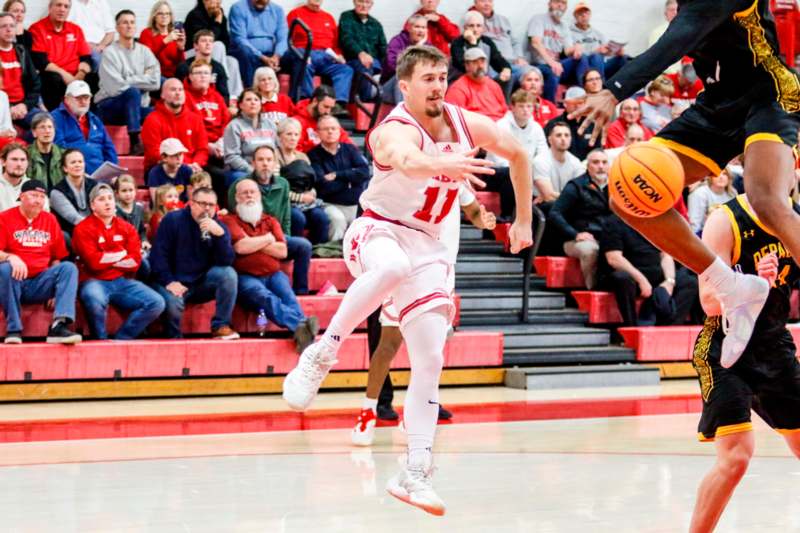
[225,169,250,188]
[291,206,330,244]
[0,261,78,333]
[238,271,305,331]
[80,277,165,340]
[96,87,148,133]
[232,48,264,88]
[153,266,238,338]
[284,49,354,102]
[538,55,596,102]
[286,236,311,295]
[347,57,381,101]
[604,55,630,80]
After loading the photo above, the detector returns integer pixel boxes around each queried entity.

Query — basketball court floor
[1,381,798,532]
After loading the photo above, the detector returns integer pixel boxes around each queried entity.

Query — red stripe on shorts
[398,290,450,323]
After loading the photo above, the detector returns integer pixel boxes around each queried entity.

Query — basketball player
[570,0,800,368]
[690,193,800,532]
[351,188,497,447]
[282,45,533,515]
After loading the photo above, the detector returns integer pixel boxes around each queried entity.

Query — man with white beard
[222,178,319,353]
[51,80,118,174]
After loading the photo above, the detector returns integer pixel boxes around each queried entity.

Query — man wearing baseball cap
[52,80,119,175]
[72,183,165,340]
[569,2,629,80]
[445,47,507,121]
[147,138,193,203]
[0,179,82,344]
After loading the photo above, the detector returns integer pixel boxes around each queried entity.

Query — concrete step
[461,324,610,349]
[458,290,565,311]
[457,308,588,326]
[460,226,486,241]
[458,240,506,255]
[503,346,636,366]
[504,364,660,390]
[455,273,546,291]
[455,256,523,275]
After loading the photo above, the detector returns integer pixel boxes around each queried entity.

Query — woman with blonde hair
[140,0,185,78]
[253,67,295,126]
[687,168,737,235]
[640,75,675,133]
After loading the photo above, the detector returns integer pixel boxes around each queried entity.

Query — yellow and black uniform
[693,195,800,441]
[605,0,800,176]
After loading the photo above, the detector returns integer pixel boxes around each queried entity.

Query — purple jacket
[385,30,432,79]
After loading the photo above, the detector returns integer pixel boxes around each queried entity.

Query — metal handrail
[287,19,313,103]
[350,69,383,131]
[521,204,547,323]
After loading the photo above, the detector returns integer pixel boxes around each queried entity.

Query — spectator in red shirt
[183,60,231,161]
[223,178,318,352]
[73,183,165,340]
[295,85,353,153]
[604,98,654,149]
[254,66,296,127]
[415,0,460,55]
[445,48,508,121]
[139,0,186,79]
[0,12,41,128]
[283,0,354,104]
[141,78,210,171]
[0,179,82,344]
[666,62,704,103]
[29,0,92,111]
[519,66,562,127]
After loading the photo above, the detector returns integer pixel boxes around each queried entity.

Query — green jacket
[338,10,387,62]
[228,174,292,234]
[27,143,64,190]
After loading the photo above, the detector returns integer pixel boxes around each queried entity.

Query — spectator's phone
[174,22,184,31]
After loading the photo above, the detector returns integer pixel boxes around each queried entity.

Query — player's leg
[283,229,413,411]
[690,431,755,533]
[386,306,449,516]
[352,324,403,446]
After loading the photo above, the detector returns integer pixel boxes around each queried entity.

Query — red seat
[475,191,501,216]
[135,188,151,204]
[618,325,703,361]
[106,125,129,156]
[571,290,643,324]
[119,156,145,185]
[536,257,585,288]
[346,103,375,132]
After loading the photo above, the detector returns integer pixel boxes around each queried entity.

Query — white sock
[402,309,448,470]
[699,256,735,295]
[362,397,378,413]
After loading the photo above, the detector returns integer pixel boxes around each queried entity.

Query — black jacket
[450,36,510,77]
[548,173,611,241]
[9,43,41,110]
[183,1,230,49]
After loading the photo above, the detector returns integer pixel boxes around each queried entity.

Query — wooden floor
[1,381,798,532]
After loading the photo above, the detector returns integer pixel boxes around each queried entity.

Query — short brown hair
[193,29,214,45]
[189,170,211,187]
[396,45,448,81]
[0,142,27,161]
[647,75,675,97]
[511,89,535,106]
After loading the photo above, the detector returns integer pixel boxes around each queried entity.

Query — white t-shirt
[526,13,573,64]
[488,112,548,168]
[67,0,115,44]
[533,150,585,196]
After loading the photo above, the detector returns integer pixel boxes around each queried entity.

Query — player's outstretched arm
[699,207,734,316]
[370,121,495,187]
[461,109,533,253]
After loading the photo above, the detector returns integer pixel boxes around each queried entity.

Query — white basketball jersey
[362,102,476,238]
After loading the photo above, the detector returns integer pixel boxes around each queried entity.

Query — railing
[287,19,313,103]
[350,69,383,131]
[520,204,547,323]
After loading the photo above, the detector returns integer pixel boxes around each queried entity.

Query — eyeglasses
[585,76,602,82]
[194,201,216,209]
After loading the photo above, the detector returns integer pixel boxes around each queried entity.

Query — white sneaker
[386,461,445,516]
[282,341,338,411]
[351,408,377,446]
[719,273,770,368]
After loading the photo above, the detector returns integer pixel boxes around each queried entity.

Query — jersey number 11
[412,185,458,224]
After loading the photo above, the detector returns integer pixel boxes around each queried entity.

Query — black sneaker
[293,316,319,354]
[46,322,82,344]
[4,331,21,344]
[438,405,453,420]
[376,404,399,421]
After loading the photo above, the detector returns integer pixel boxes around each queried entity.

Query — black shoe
[128,140,144,156]
[376,404,399,421]
[293,316,319,354]
[46,321,82,344]
[437,405,452,420]
[331,103,350,117]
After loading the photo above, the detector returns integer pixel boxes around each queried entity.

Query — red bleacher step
[475,191,501,216]
[118,156,145,185]
[571,290,643,324]
[106,125,129,156]
[0,331,502,381]
[535,257,585,289]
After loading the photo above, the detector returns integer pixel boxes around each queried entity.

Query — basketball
[609,142,685,218]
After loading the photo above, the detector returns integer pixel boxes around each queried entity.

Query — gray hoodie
[95,41,161,105]
[223,113,278,174]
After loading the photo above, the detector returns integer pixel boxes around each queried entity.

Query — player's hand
[478,205,496,230]
[439,147,495,189]
[568,89,619,147]
[757,252,779,287]
[7,254,27,280]
[638,278,653,299]
[199,217,224,237]
[508,220,532,254]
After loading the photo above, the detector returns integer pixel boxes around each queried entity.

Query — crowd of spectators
[0,0,730,341]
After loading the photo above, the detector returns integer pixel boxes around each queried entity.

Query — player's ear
[398,78,409,95]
